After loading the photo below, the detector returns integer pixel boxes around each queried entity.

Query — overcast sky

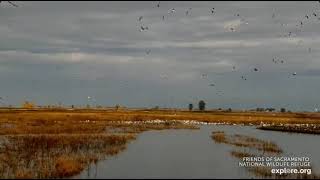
[1,1,320,111]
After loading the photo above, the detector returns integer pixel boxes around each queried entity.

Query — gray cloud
[1,1,320,111]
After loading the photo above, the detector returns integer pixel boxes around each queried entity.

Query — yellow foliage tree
[22,101,35,109]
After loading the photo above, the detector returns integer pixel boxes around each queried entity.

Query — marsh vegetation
[1,109,320,178]
[258,124,320,134]
[0,110,199,178]
[211,131,320,179]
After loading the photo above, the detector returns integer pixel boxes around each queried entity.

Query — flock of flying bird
[134,1,320,97]
[0,2,319,104]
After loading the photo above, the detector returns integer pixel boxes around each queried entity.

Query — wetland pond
[74,125,320,179]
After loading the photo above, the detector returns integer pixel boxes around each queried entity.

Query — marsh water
[74,125,320,179]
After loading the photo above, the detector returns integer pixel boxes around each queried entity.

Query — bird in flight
[0,1,18,7]
[138,16,143,21]
[140,26,149,31]
[211,8,215,14]
[8,1,18,7]
[241,76,247,80]
[169,8,176,14]
[186,8,192,16]
[240,18,249,25]
[201,74,208,79]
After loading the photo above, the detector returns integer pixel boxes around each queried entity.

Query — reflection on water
[74,125,320,179]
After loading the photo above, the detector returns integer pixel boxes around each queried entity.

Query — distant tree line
[256,107,287,112]
[256,107,276,112]
[186,102,288,113]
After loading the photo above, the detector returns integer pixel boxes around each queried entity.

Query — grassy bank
[1,109,320,130]
[211,131,320,179]
[211,131,283,154]
[257,124,320,134]
[0,109,199,178]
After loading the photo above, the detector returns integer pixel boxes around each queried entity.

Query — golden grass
[0,109,319,178]
[230,150,253,159]
[54,155,84,178]
[258,125,320,134]
[211,131,282,154]
[0,109,200,179]
[211,131,227,144]
[0,111,203,135]
[212,132,320,179]
[1,108,320,132]
[232,135,282,154]
[15,169,33,179]
[0,134,137,178]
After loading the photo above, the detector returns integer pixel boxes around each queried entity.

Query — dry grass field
[0,108,201,178]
